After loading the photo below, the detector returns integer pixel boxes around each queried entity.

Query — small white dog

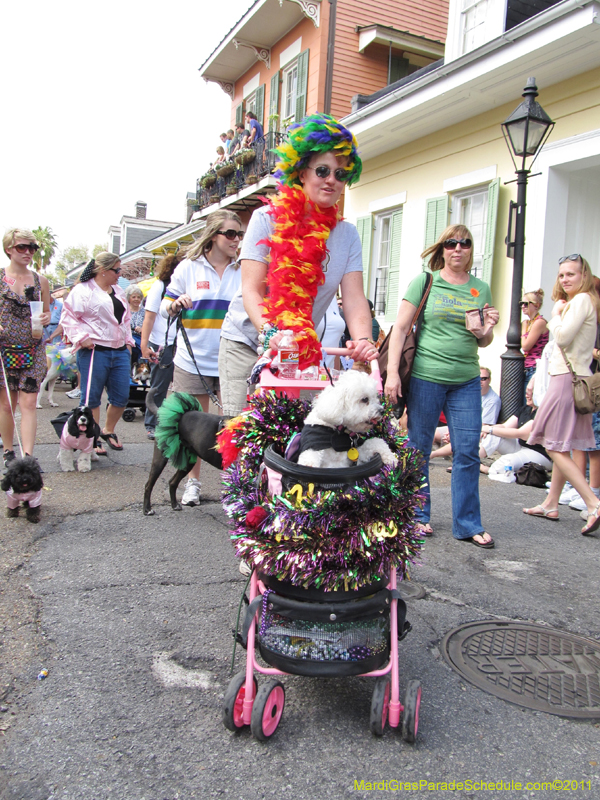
[37,346,77,408]
[297,370,398,469]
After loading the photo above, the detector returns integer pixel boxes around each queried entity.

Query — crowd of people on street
[3,112,600,544]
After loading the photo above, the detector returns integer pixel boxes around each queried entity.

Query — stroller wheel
[251,679,285,741]
[223,671,257,731]
[401,680,421,743]
[370,676,390,736]
[122,409,136,422]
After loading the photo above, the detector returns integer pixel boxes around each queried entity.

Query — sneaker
[181,477,202,506]
[239,560,252,577]
[146,428,155,440]
[3,450,15,468]
[66,388,81,399]
[558,485,578,505]
[569,495,587,511]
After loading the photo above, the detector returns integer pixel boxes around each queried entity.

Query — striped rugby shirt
[162,255,241,376]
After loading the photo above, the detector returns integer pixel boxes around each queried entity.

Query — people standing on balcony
[160,209,242,506]
[383,226,499,547]
[245,111,264,145]
[218,113,377,416]
[521,288,548,399]
[225,129,235,155]
[229,124,245,158]
[214,146,226,166]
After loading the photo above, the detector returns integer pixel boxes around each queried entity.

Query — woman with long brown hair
[140,251,183,438]
[159,208,243,505]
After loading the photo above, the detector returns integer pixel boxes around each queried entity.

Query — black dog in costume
[143,389,229,515]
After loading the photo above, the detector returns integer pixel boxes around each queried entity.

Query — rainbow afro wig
[273,113,362,188]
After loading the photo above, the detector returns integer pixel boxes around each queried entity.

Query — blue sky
[1,0,252,262]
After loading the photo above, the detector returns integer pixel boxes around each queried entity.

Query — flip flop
[100,431,123,451]
[523,505,559,521]
[94,445,107,457]
[415,522,434,537]
[581,502,600,536]
[463,533,495,549]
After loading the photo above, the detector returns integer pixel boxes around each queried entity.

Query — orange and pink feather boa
[260,184,341,369]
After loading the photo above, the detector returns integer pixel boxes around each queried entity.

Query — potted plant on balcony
[215,161,235,178]
[246,174,258,185]
[268,112,279,133]
[225,179,238,196]
[201,169,217,189]
[235,148,256,167]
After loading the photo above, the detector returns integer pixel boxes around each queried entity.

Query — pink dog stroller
[221,353,423,741]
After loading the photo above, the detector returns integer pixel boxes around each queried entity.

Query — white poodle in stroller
[297,370,398,469]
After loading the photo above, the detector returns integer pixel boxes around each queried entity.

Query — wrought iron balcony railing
[196,131,287,210]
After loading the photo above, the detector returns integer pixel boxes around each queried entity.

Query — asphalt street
[1,384,600,800]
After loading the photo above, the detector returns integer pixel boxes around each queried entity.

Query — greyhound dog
[143,388,229,515]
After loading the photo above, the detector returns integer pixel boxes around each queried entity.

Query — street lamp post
[499,77,554,421]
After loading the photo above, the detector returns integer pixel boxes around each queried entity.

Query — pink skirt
[528,372,594,452]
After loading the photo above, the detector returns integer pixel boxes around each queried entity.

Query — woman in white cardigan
[524,255,600,534]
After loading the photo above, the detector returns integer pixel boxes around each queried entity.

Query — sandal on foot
[523,505,559,520]
[463,533,494,549]
[100,431,123,451]
[415,522,434,537]
[94,445,107,457]
[581,502,600,536]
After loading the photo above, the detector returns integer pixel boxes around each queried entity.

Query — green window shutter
[295,49,309,122]
[255,84,265,127]
[422,195,448,268]
[386,209,403,319]
[235,103,244,127]
[481,178,500,286]
[269,72,280,124]
[355,215,373,294]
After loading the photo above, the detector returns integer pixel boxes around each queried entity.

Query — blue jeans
[77,347,130,408]
[407,375,484,539]
[144,343,174,429]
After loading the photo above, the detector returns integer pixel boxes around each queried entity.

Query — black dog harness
[299,424,367,465]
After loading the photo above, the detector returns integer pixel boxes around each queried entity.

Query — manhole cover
[441,621,600,719]
[398,582,426,600]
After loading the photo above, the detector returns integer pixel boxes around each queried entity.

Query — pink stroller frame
[223,350,422,740]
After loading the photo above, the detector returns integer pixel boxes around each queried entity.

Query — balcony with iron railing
[195,131,287,211]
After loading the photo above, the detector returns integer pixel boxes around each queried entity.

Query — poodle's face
[1,456,44,494]
[68,405,96,438]
[310,370,383,432]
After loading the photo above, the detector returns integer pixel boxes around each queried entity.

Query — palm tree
[31,226,58,271]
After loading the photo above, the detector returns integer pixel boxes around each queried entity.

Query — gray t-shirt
[220,205,363,350]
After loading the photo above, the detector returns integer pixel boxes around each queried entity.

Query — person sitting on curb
[431,366,501,471]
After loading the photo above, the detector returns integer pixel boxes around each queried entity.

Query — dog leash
[83,347,95,407]
[165,312,223,411]
[0,353,25,458]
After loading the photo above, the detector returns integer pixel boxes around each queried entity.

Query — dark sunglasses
[480,376,490,381]
[217,229,244,241]
[443,238,472,250]
[558,254,582,265]
[14,243,39,254]
[109,267,122,274]
[308,165,349,182]
[519,301,531,308]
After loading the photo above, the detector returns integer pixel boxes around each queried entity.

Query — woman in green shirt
[384,225,499,547]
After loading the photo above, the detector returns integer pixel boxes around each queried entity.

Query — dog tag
[347,447,359,464]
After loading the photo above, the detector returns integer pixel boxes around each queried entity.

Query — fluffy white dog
[297,370,398,469]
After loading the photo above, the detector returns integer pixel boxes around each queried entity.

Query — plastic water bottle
[504,465,514,481]
[278,330,299,379]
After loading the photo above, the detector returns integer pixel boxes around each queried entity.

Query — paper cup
[29,301,44,339]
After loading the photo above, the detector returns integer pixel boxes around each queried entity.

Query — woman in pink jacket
[61,253,134,455]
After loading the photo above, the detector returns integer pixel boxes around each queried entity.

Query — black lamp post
[499,77,554,421]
